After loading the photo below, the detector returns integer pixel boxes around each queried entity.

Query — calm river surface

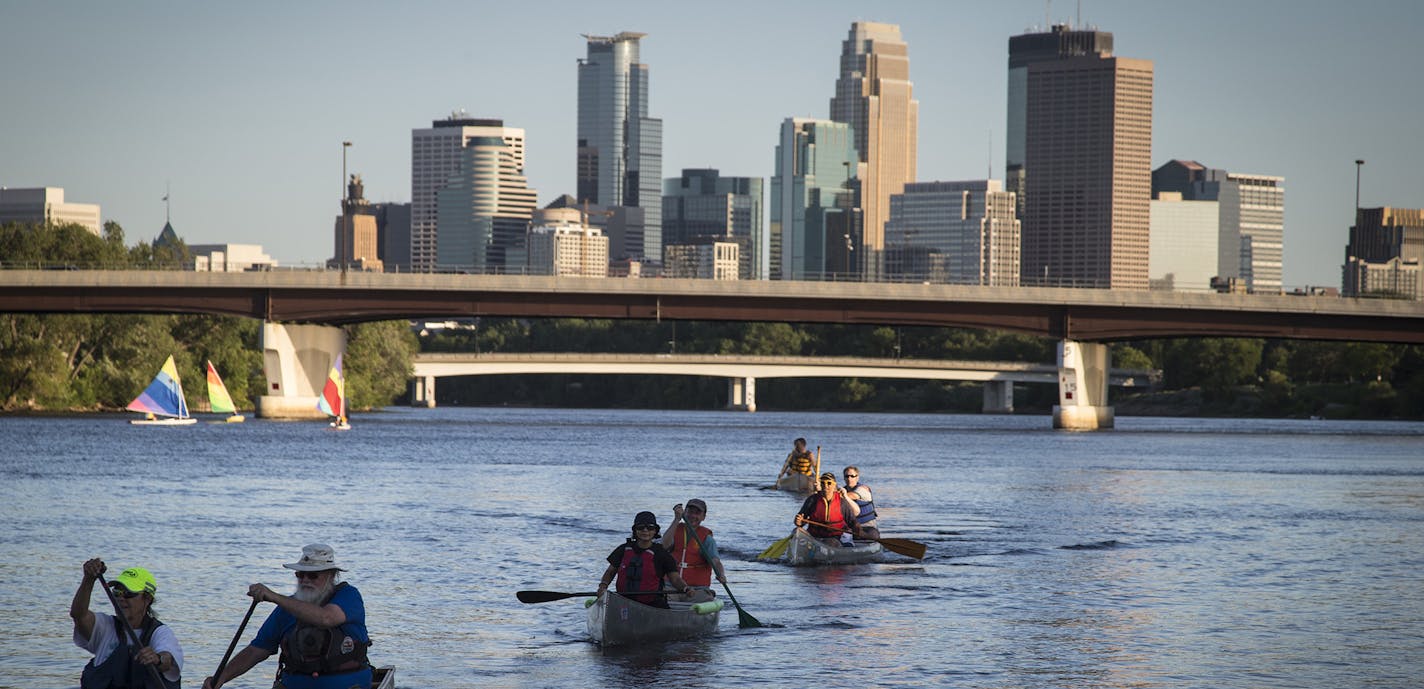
[2,409,1422,688]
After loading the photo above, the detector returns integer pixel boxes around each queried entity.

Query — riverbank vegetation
[4,220,1420,419]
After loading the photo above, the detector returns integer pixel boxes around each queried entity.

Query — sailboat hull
[130,417,198,426]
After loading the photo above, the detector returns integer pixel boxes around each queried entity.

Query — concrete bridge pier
[1053,339,1114,430]
[727,376,756,412]
[257,322,345,419]
[411,376,436,408]
[982,380,1014,413]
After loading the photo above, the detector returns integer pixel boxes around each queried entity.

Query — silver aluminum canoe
[586,590,721,646]
[786,527,882,566]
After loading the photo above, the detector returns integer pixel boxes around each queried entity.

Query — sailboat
[206,360,245,423]
[127,355,197,425]
[317,353,350,431]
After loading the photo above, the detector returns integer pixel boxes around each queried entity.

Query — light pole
[341,141,352,275]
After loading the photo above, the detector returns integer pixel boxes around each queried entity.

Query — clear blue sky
[3,0,1420,288]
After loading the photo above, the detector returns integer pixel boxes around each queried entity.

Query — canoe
[775,472,816,494]
[585,590,723,646]
[372,665,396,688]
[786,527,882,566]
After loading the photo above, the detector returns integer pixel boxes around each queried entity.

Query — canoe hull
[372,665,395,689]
[787,527,882,566]
[775,472,816,494]
[586,591,720,646]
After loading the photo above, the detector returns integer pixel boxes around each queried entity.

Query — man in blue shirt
[203,544,371,689]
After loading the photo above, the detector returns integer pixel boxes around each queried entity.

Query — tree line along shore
[4,221,1421,419]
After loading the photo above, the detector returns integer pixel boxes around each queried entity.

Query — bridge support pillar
[257,322,345,420]
[411,376,436,408]
[727,376,756,412]
[982,380,1014,413]
[1053,339,1114,430]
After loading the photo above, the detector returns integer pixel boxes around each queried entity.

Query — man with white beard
[203,544,371,689]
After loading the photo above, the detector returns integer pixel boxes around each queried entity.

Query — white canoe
[586,590,722,646]
[372,665,396,688]
[786,527,882,566]
[775,472,816,494]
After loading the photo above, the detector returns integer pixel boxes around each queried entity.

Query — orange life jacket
[669,524,713,586]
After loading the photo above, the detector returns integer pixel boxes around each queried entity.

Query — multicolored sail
[206,360,241,419]
[316,353,346,424]
[127,355,191,419]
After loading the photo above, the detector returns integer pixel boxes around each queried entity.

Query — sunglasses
[633,524,658,531]
[685,506,704,514]
[111,587,143,599]
[294,571,326,580]
[844,474,858,478]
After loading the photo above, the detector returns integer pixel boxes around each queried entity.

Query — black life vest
[80,614,180,689]
[278,583,370,678]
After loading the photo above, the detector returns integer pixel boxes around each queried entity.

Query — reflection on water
[1,409,1421,688]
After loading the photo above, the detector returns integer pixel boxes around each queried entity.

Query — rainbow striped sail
[206,360,244,422]
[127,355,191,419]
[316,353,347,427]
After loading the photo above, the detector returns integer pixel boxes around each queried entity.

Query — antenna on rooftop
[987,129,993,180]
[162,182,170,224]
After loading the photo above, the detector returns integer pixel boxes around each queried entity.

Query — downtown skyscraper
[577,32,663,263]
[410,115,535,273]
[1015,25,1154,289]
[829,21,918,279]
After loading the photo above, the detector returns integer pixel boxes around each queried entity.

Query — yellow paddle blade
[757,534,793,560]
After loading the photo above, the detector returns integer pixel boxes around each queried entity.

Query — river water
[2,409,1422,688]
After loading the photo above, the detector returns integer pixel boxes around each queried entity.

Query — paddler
[776,437,817,482]
[71,559,183,689]
[598,511,693,608]
[795,472,863,546]
[661,498,727,601]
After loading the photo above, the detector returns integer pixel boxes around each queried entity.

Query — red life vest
[615,545,663,605]
[808,491,848,538]
[670,525,713,587]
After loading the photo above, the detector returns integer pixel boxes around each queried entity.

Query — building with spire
[577,32,663,264]
[829,21,918,280]
[331,173,382,271]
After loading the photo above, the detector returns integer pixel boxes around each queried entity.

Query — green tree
[346,320,418,410]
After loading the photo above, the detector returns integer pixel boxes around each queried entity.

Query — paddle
[800,519,928,560]
[516,589,690,604]
[679,520,763,628]
[211,597,260,688]
[756,531,794,560]
[95,571,168,689]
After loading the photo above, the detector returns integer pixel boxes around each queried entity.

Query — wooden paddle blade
[516,590,599,604]
[877,538,927,560]
[756,534,793,560]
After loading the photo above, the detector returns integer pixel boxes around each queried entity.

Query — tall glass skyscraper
[577,32,663,263]
[770,118,860,281]
[829,21,918,279]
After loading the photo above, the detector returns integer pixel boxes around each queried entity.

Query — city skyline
[2,0,1421,289]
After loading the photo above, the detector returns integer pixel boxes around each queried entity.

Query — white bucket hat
[283,543,346,572]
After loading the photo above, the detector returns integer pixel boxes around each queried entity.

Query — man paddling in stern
[203,543,371,689]
[661,498,727,602]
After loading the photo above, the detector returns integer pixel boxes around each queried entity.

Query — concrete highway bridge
[3,269,1420,428]
[409,352,1160,413]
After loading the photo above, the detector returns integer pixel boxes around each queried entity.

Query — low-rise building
[0,187,102,235]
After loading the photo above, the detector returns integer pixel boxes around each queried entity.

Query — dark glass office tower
[577,32,663,262]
